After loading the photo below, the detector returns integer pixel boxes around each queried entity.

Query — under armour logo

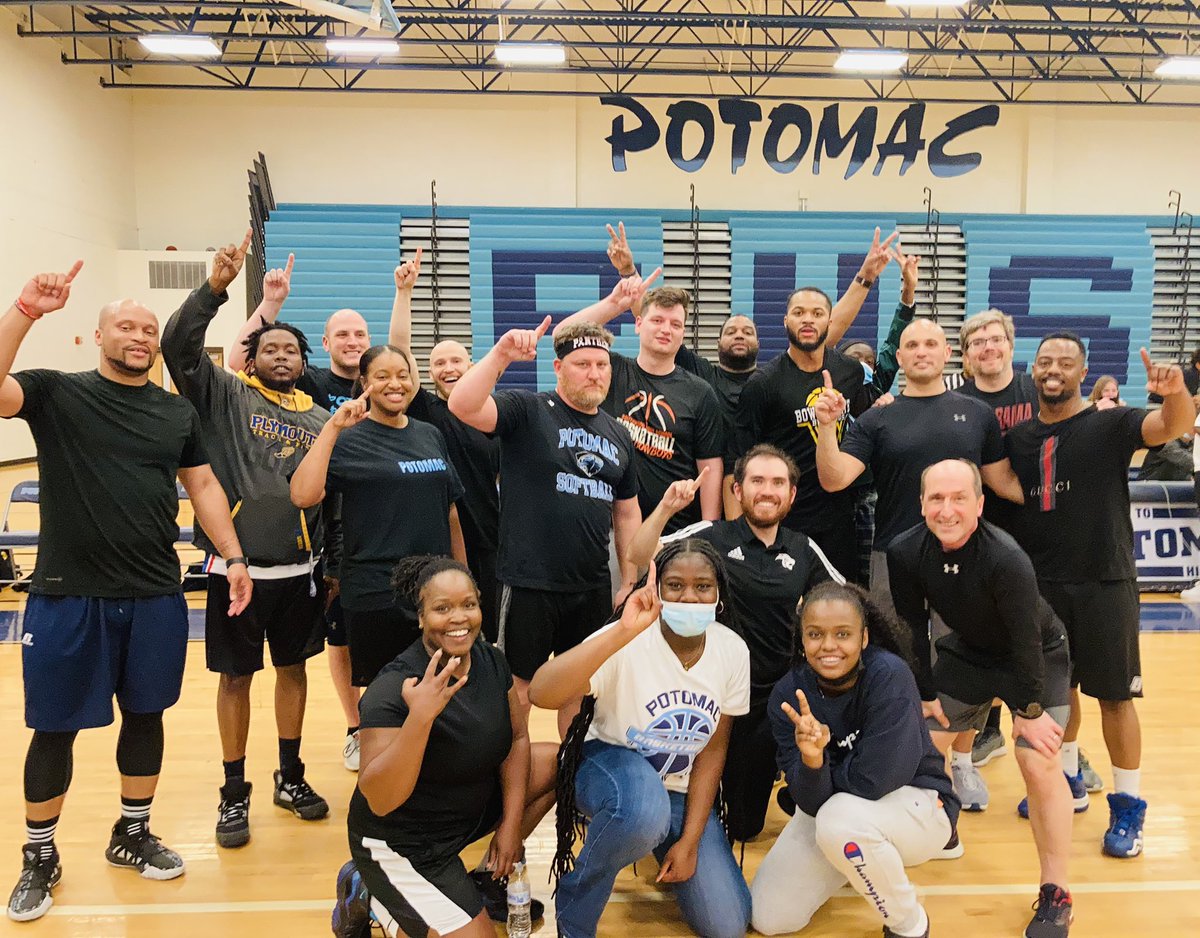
[1130,675,1143,694]
[777,553,796,571]
[944,564,959,574]
[20,632,33,647]
[727,546,745,561]
[953,414,967,422]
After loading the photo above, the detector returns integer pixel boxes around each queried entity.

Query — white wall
[0,15,137,461]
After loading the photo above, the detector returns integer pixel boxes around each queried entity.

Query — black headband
[554,334,612,360]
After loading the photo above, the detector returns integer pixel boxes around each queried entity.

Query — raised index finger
[357,382,374,401]
[284,253,295,276]
[413,246,423,267]
[794,688,813,715]
[238,228,253,255]
[822,369,833,390]
[642,266,663,289]
[881,230,900,251]
[533,314,553,339]
[780,701,805,728]
[423,647,444,680]
[606,223,618,242]
[618,221,627,242]
[64,260,84,284]
[1140,347,1153,374]
[692,465,710,488]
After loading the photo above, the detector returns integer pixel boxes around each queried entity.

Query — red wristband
[14,298,41,321]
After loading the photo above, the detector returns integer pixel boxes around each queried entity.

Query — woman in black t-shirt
[291,345,468,687]
[334,555,557,938]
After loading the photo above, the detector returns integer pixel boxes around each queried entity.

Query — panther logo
[576,452,605,478]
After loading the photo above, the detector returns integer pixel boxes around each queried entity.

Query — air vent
[147,260,208,290]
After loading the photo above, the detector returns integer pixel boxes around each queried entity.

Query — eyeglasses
[966,335,1009,351]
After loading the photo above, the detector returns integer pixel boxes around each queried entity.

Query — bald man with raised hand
[387,251,502,643]
[1,262,251,921]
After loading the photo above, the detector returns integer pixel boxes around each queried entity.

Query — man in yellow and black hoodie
[162,231,332,850]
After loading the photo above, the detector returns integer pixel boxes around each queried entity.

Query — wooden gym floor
[1,463,1198,936]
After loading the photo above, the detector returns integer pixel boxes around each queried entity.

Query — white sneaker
[343,731,360,772]
[1180,582,1200,604]
[952,761,990,812]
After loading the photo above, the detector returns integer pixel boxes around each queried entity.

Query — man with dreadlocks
[529,539,751,938]
[162,230,332,850]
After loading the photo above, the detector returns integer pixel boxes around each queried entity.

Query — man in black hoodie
[162,231,331,850]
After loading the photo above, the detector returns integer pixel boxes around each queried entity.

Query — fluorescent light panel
[1157,56,1200,78]
[326,38,401,56]
[139,34,220,57]
[494,42,566,65]
[834,49,909,73]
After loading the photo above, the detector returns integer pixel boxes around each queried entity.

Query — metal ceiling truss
[7,0,1200,104]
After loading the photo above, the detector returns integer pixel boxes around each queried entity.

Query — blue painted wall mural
[265,206,1172,406]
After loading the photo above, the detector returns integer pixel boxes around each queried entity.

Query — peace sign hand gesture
[394,247,423,292]
[888,243,921,301]
[16,261,83,318]
[209,229,253,294]
[858,227,899,282]
[1140,347,1185,397]
[617,561,662,637]
[606,221,635,275]
[331,384,373,430]
[263,253,295,306]
[401,649,469,726]
[497,315,552,364]
[813,370,847,427]
[660,466,709,516]
[781,689,831,765]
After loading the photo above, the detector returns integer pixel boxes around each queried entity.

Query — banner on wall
[601,95,1000,179]
[1130,483,1200,590]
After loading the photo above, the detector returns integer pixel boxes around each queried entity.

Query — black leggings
[721,698,778,842]
[24,709,165,804]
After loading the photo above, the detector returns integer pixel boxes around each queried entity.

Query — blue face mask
[660,600,718,637]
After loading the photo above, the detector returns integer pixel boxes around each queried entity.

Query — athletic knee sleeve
[116,709,165,778]
[24,731,78,803]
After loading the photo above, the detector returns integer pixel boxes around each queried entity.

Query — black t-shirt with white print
[603,354,725,533]
[1005,404,1147,583]
[492,390,639,592]
[956,372,1037,531]
[674,345,755,465]
[840,392,1005,550]
[733,348,874,535]
[296,366,356,415]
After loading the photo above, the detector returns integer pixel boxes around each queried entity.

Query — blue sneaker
[332,860,371,938]
[1017,770,1089,819]
[1103,792,1146,858]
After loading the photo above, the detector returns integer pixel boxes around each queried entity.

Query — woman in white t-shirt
[528,539,752,938]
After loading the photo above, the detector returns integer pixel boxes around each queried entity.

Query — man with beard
[1004,334,1195,859]
[387,251,501,644]
[953,309,1042,770]
[227,254,374,772]
[162,231,332,850]
[1,262,251,921]
[554,272,726,535]
[626,444,843,841]
[449,316,641,735]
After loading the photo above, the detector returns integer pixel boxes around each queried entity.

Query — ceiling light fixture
[833,49,909,73]
[326,38,401,56]
[1157,56,1200,78]
[138,34,221,57]
[494,42,567,65]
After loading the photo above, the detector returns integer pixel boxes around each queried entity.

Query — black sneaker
[331,860,372,938]
[216,780,252,848]
[883,911,930,938]
[468,869,545,924]
[775,786,796,817]
[105,821,185,881]
[7,845,61,922]
[273,769,329,821]
[1026,883,1073,937]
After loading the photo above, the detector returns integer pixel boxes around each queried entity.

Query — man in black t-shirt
[1004,332,1196,860]
[555,278,726,533]
[387,254,502,642]
[1,262,250,921]
[449,317,641,734]
[627,443,842,840]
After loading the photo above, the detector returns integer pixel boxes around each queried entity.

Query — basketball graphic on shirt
[626,707,715,779]
[797,386,848,444]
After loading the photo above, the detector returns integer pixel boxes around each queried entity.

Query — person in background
[1176,407,1200,604]
[1088,375,1126,410]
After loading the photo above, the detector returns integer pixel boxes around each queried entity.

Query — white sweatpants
[751,786,951,936]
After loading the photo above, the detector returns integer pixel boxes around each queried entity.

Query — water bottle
[506,860,532,938]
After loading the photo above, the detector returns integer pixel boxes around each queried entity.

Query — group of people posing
[1,219,1193,938]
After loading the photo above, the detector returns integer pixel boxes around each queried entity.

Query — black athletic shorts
[345,604,421,688]
[497,583,612,681]
[326,594,347,648]
[467,547,500,645]
[349,792,502,938]
[1038,579,1143,702]
[205,572,325,675]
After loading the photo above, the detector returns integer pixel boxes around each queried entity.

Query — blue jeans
[556,740,751,938]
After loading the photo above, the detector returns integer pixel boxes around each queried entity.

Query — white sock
[1112,766,1141,797]
[951,749,973,770]
[1061,742,1080,777]
[897,905,929,938]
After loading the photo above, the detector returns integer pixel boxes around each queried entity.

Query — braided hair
[792,580,915,670]
[551,538,739,889]
[391,554,477,613]
[242,320,311,366]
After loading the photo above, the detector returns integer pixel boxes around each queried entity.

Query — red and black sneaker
[1026,883,1073,938]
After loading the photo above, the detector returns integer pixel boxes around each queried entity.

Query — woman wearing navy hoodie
[751,581,960,938]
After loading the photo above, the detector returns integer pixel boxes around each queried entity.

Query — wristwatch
[854,274,874,289]
[1015,703,1044,720]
